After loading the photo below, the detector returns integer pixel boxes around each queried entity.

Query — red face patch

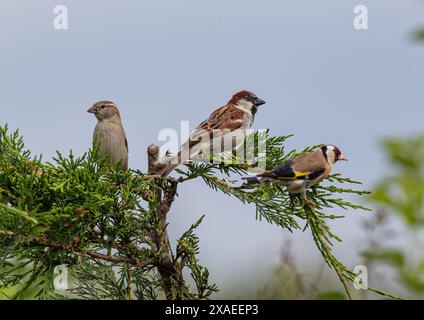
[333,146,342,161]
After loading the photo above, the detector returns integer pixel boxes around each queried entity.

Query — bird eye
[101,105,106,109]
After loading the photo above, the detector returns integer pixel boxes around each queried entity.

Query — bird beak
[338,155,348,161]
[87,106,98,114]
[254,98,266,106]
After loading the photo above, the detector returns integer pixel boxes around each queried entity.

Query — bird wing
[189,105,245,146]
[268,150,327,180]
[159,105,248,176]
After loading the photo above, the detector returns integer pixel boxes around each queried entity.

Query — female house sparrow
[87,101,129,171]
[159,90,266,176]
[243,145,348,207]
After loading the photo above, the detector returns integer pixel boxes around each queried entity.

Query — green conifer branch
[0,125,403,300]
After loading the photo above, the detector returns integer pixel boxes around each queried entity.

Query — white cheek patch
[235,99,254,114]
[326,149,336,165]
[235,99,255,129]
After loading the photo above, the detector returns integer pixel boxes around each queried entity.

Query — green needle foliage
[363,135,424,298]
[414,28,424,41]
[0,124,399,300]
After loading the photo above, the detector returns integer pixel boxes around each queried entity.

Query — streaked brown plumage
[87,101,128,171]
[158,90,266,176]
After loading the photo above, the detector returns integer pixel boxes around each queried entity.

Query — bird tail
[242,176,261,185]
[158,163,179,177]
[242,170,275,186]
[158,150,185,177]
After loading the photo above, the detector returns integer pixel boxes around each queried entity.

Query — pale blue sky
[1,0,423,296]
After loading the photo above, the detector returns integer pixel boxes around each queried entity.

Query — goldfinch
[243,145,348,207]
[158,90,266,176]
[87,101,129,171]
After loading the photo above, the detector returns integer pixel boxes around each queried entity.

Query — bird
[158,90,266,177]
[87,101,129,171]
[243,145,348,207]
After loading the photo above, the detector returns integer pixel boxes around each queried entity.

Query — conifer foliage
[0,125,398,299]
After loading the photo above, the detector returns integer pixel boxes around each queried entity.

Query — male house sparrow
[87,101,129,171]
[243,145,348,207]
[158,90,266,176]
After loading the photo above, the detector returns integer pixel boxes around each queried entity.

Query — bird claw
[303,198,316,208]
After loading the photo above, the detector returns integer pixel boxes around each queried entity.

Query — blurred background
[1,0,423,298]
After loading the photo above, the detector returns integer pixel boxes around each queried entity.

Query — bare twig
[146,144,187,300]
[147,144,166,174]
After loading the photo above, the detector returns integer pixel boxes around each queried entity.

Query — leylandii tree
[0,124,398,300]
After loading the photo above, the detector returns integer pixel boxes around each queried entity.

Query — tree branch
[147,144,166,174]
[31,237,155,269]
[146,144,187,300]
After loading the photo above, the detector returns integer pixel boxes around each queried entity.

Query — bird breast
[241,111,254,129]
[235,103,255,129]
[94,121,128,167]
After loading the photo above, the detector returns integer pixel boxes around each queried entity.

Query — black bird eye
[101,105,106,109]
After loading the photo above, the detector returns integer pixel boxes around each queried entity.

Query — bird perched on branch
[158,90,266,176]
[87,101,129,171]
[243,145,348,207]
